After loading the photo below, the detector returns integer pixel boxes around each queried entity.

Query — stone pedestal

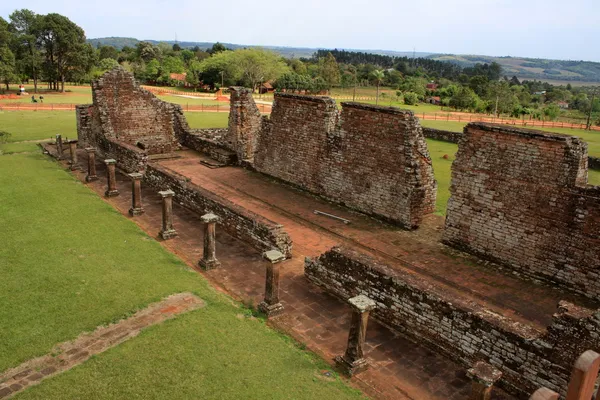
[55,134,63,159]
[85,148,98,182]
[258,250,286,317]
[104,159,119,197]
[565,350,600,400]
[68,140,81,170]
[128,173,144,216]
[467,361,502,400]
[530,388,559,400]
[335,295,377,376]
[199,213,221,270]
[158,190,177,239]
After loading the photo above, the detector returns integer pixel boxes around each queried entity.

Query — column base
[105,190,120,197]
[199,258,221,271]
[258,301,284,318]
[85,175,98,182]
[335,355,369,376]
[159,229,178,240]
[70,164,82,171]
[129,207,145,216]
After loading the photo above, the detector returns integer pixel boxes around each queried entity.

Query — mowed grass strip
[0,111,77,142]
[0,153,362,400]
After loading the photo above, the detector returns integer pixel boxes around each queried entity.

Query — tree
[0,17,16,90]
[9,9,41,92]
[208,42,227,55]
[371,69,385,105]
[486,81,518,116]
[318,52,340,89]
[233,48,289,92]
[172,43,181,52]
[38,13,92,91]
[197,50,239,89]
[98,45,118,60]
[450,86,479,111]
[543,103,560,120]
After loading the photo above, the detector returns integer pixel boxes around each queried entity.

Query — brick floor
[46,145,526,399]
[0,293,204,399]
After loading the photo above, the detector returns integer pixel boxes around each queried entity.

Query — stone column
[199,213,221,270]
[128,173,144,216]
[158,190,177,239]
[467,361,502,400]
[258,250,286,317]
[104,159,119,197]
[68,141,81,170]
[55,134,63,159]
[85,148,98,182]
[565,350,600,400]
[335,295,377,376]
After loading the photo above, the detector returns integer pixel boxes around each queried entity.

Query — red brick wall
[89,68,179,155]
[443,123,600,297]
[253,94,437,229]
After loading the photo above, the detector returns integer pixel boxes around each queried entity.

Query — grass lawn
[0,111,77,142]
[426,139,457,215]
[184,112,229,128]
[0,152,362,399]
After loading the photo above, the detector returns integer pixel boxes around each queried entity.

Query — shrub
[403,92,419,105]
[0,131,11,144]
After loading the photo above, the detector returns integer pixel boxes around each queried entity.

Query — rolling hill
[88,37,600,84]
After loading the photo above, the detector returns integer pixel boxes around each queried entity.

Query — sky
[2,0,600,61]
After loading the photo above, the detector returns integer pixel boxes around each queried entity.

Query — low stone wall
[422,127,462,143]
[180,128,237,165]
[97,137,148,173]
[305,246,600,397]
[144,163,292,258]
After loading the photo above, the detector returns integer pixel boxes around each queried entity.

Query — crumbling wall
[144,163,292,258]
[226,87,262,163]
[88,67,180,155]
[443,123,600,298]
[305,246,600,397]
[252,93,437,228]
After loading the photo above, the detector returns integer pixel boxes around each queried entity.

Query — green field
[0,150,362,398]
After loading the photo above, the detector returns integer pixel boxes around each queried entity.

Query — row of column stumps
[74,147,513,395]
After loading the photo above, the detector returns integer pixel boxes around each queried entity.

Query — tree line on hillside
[0,8,598,124]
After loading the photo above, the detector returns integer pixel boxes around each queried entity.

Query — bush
[0,131,11,144]
[403,92,419,105]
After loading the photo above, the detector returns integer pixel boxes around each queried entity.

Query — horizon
[1,0,599,63]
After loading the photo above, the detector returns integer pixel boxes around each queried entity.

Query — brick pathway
[45,145,518,399]
[0,293,204,399]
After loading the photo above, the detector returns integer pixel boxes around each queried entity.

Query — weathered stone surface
[144,163,292,258]
[305,246,600,397]
[128,172,144,216]
[336,294,376,376]
[227,87,262,163]
[199,213,220,270]
[250,93,437,229]
[158,189,177,239]
[443,123,600,299]
[258,250,285,318]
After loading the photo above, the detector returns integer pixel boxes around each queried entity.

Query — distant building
[557,101,569,109]
[169,73,188,86]
[425,96,441,105]
[259,81,275,94]
[426,83,438,90]
[533,90,547,95]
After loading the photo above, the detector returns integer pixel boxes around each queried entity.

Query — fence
[0,101,597,132]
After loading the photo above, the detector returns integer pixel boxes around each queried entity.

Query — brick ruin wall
[443,123,600,298]
[422,126,600,171]
[249,93,437,229]
[144,163,292,258]
[226,87,262,163]
[305,246,600,397]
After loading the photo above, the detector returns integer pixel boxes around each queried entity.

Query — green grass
[0,142,40,154]
[426,139,457,215]
[590,169,600,186]
[0,111,77,142]
[184,112,229,128]
[1,153,362,400]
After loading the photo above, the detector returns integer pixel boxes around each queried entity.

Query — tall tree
[319,52,340,89]
[0,17,16,90]
[38,13,91,91]
[371,69,385,105]
[9,9,41,92]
